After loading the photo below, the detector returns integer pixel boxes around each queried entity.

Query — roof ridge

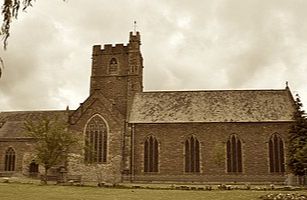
[0,110,68,114]
[140,89,287,94]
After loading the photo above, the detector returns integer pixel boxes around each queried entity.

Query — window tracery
[185,136,200,173]
[5,147,15,171]
[269,134,285,173]
[226,135,242,173]
[144,136,159,172]
[84,115,107,164]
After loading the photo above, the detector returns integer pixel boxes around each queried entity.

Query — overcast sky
[0,0,306,111]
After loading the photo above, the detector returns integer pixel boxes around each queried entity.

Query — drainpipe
[130,123,135,182]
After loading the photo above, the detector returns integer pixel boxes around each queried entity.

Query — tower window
[185,136,200,173]
[144,136,159,172]
[130,65,138,74]
[109,58,118,74]
[226,135,243,173]
[5,147,16,171]
[84,115,108,164]
[269,134,285,173]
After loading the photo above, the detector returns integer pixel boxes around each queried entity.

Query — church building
[0,31,296,184]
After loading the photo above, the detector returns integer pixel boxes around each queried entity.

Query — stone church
[0,31,296,184]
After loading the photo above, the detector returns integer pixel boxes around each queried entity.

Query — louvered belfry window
[109,58,118,74]
[269,134,285,173]
[5,147,15,171]
[226,135,243,173]
[185,136,200,173]
[84,115,107,164]
[144,136,159,172]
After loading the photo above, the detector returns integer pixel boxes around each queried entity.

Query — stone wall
[65,31,143,183]
[0,139,34,176]
[131,122,292,183]
[68,99,125,184]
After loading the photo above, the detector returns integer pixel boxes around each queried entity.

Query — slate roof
[0,110,70,138]
[128,89,295,123]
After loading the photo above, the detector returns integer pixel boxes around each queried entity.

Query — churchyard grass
[0,183,307,200]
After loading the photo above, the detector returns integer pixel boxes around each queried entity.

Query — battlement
[92,32,141,56]
[129,31,140,40]
[92,45,101,56]
[92,43,129,55]
[89,31,143,114]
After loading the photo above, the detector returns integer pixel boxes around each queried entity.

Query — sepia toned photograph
[0,1,306,199]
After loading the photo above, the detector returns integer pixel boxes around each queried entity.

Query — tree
[288,94,307,181]
[24,116,78,184]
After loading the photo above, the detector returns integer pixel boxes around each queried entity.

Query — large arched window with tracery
[185,136,200,173]
[226,135,243,173]
[269,134,285,173]
[84,115,107,164]
[5,147,15,171]
[144,136,159,172]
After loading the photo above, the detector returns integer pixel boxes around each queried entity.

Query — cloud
[0,0,306,110]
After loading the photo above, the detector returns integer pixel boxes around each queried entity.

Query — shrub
[259,193,307,200]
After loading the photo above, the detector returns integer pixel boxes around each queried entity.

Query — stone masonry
[0,31,296,184]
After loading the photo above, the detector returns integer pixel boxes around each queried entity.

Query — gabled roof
[69,89,124,125]
[0,110,70,138]
[128,89,295,123]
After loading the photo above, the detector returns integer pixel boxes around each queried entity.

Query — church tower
[90,31,143,116]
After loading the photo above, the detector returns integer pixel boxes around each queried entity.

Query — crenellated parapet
[89,32,143,116]
[92,43,131,56]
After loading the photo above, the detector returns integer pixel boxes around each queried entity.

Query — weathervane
[133,21,137,34]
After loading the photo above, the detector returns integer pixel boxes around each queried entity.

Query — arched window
[185,136,200,173]
[269,134,285,173]
[144,136,159,172]
[226,135,242,173]
[109,58,118,74]
[5,147,15,171]
[84,115,108,164]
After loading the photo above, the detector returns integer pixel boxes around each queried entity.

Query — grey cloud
[0,0,306,110]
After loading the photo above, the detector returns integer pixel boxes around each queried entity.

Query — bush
[259,193,307,200]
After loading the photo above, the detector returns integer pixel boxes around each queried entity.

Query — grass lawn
[0,183,306,200]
